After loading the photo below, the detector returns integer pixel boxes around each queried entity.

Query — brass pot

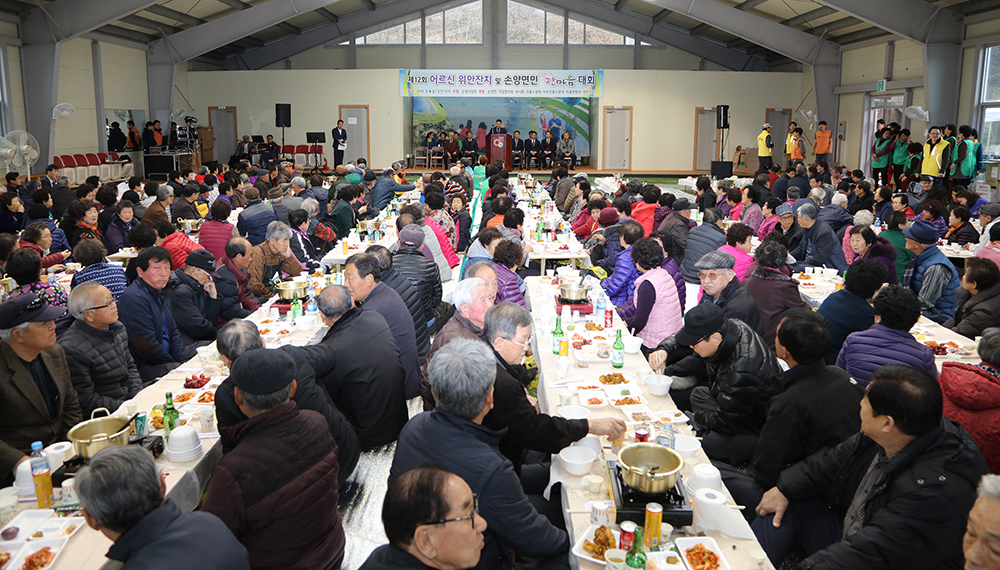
[558,282,590,302]
[531,195,549,207]
[617,443,683,494]
[358,219,379,232]
[275,280,308,301]
[542,219,561,231]
[177,218,203,232]
[67,408,133,459]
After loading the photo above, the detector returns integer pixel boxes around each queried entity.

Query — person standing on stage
[489,120,507,135]
[757,123,774,173]
[332,120,348,168]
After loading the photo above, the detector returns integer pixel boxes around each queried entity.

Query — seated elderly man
[648,303,781,464]
[140,184,172,227]
[753,365,988,569]
[0,293,81,486]
[118,247,192,383]
[367,245,429,364]
[315,284,407,450]
[247,221,302,299]
[790,203,848,272]
[237,187,278,246]
[483,302,626,487]
[964,474,1000,570]
[394,224,448,332]
[903,219,962,323]
[391,338,570,570]
[76,446,249,570]
[693,250,765,338]
[420,277,492,409]
[467,260,499,303]
[202,348,345,570]
[214,320,359,485]
[216,238,259,323]
[167,250,222,346]
[817,259,886,365]
[939,327,1000,474]
[345,252,421,400]
[61,282,142,418]
[817,193,855,237]
[360,463,486,570]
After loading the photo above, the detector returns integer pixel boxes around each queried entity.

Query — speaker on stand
[276,104,291,159]
[714,104,732,176]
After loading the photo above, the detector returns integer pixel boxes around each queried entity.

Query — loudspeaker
[717,105,730,129]
[275,104,291,128]
[711,161,733,178]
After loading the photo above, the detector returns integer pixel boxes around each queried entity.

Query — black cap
[0,293,66,330]
[673,303,726,347]
[230,348,296,395]
[364,170,377,183]
[185,249,218,277]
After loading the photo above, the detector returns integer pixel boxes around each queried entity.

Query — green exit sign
[876,79,886,92]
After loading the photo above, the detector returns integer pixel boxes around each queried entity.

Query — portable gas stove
[271,299,309,314]
[607,460,694,527]
[554,295,594,314]
[52,436,165,486]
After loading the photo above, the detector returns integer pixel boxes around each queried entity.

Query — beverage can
[644,503,663,548]
[634,428,649,442]
[558,338,569,357]
[605,308,614,329]
[619,521,636,551]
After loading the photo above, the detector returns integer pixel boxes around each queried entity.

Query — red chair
[109,152,120,161]
[294,145,309,168]
[282,145,295,156]
[72,154,93,182]
[52,156,64,169]
[85,153,105,180]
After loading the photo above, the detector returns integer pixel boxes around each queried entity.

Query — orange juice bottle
[30,441,53,508]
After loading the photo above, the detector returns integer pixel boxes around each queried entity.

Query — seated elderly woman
[247,220,302,299]
[946,205,981,246]
[572,199,606,241]
[69,199,102,247]
[70,237,129,299]
[288,209,322,271]
[717,223,755,281]
[743,240,810,351]
[841,209,874,266]
[848,225,898,285]
[301,197,334,253]
[196,199,235,263]
[938,326,1000,473]
[0,191,24,234]
[103,199,138,254]
[944,257,1000,339]
[1,248,72,335]
[915,199,948,238]
[625,238,683,350]
[18,221,70,270]
[837,285,937,387]
[492,239,527,308]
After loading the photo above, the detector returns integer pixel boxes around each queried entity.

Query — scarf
[76,219,103,238]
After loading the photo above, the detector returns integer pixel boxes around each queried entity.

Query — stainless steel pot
[617,443,683,494]
[67,408,133,459]
[275,281,308,301]
[558,282,590,301]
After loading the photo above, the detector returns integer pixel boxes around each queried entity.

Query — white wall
[54,38,98,158]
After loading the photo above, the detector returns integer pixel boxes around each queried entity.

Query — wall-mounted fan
[905,106,930,122]
[799,109,817,130]
[52,103,76,120]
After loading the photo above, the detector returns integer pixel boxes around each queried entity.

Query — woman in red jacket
[572,199,605,241]
[938,327,1000,473]
[19,221,70,269]
[630,185,660,236]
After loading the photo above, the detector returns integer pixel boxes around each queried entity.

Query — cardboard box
[734,147,758,176]
[984,160,1000,186]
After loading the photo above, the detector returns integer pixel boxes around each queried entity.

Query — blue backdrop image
[412,96,590,157]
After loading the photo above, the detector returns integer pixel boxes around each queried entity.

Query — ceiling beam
[95,24,155,43]
[651,9,670,22]
[20,0,161,41]
[143,5,205,27]
[782,6,837,28]
[689,23,710,35]
[120,14,182,35]
[805,15,860,36]
[317,7,339,22]
[828,26,890,44]
[360,0,377,10]
[210,0,304,34]
[614,0,629,11]
[735,0,770,10]
[213,0,251,9]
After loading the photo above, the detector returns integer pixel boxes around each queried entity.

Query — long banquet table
[526,276,775,569]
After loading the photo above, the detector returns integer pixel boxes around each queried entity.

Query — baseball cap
[0,293,66,330]
[674,303,726,347]
[762,123,772,129]
[256,169,268,177]
[694,251,736,271]
[903,219,940,245]
[229,348,296,395]
[980,202,1000,218]
[673,198,692,211]
[776,204,795,216]
[399,224,425,247]
[185,249,219,277]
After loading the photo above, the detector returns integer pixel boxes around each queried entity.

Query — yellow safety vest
[785,132,796,154]
[757,130,772,157]
[922,139,950,177]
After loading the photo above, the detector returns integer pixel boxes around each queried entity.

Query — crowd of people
[1,129,1000,570]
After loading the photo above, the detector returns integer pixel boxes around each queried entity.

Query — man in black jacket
[510,130,524,169]
[215,238,258,324]
[393,225,445,332]
[718,309,861,516]
[166,250,221,347]
[648,303,781,464]
[754,365,987,570]
[214,320,360,485]
[367,245,430,363]
[694,250,765,337]
[315,284,408,450]
[524,131,541,169]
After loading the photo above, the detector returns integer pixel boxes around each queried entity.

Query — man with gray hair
[315,284,408,449]
[482,302,625,483]
[791,203,847,272]
[392,338,571,570]
[467,260,498,303]
[817,192,855,236]
[76,446,249,570]
[283,176,308,211]
[247,220,301,298]
[61,282,142,418]
[420,277,492,409]
[201,348,346,570]
[140,183,173,226]
[964,474,1000,570]
[214,319,360,483]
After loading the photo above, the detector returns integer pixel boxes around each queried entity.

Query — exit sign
[876,79,886,92]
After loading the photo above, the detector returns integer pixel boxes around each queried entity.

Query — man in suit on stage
[511,131,524,170]
[490,120,507,135]
[332,120,348,167]
[524,131,541,170]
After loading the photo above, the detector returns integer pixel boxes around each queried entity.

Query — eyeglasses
[86,298,116,311]
[424,494,479,529]
[505,335,533,350]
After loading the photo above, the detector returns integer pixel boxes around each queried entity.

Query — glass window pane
[366,24,404,44]
[981,106,1000,156]
[426,12,444,44]
[445,1,483,44]
[405,20,422,44]
[985,45,1000,103]
[545,11,563,44]
[585,25,624,45]
[871,95,904,109]
[625,35,634,45]
[568,18,584,44]
[507,0,544,44]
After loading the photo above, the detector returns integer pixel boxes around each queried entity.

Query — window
[980,45,1000,156]
[443,1,483,44]
[356,0,482,45]
[984,45,1000,103]
[505,0,632,46]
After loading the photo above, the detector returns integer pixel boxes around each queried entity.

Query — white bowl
[673,434,701,459]
[644,374,673,396]
[623,336,643,354]
[559,446,597,476]
[295,315,316,330]
[687,463,723,492]
[822,267,838,278]
[558,405,591,420]
[166,425,201,454]
[292,275,308,283]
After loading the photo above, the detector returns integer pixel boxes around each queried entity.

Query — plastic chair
[88,153,111,181]
[282,145,295,156]
[52,156,64,169]
[72,154,92,182]
[294,144,309,168]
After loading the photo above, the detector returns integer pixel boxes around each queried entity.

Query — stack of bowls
[165,425,203,462]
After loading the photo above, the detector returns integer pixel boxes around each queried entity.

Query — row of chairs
[52,153,134,186]
[413,146,540,170]
[271,144,327,170]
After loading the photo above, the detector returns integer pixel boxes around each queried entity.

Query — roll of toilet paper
[44,442,73,471]
[691,487,755,539]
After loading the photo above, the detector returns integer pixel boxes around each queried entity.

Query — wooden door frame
[338,104,371,165]
[693,107,722,173]
[207,106,239,148]
[602,106,632,172]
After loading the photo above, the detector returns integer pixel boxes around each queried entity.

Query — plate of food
[2,537,68,570]
[609,395,648,408]
[574,347,612,363]
[657,410,690,424]
[647,551,686,570]
[1,511,53,543]
[564,381,604,392]
[923,340,975,356]
[183,374,211,389]
[584,322,605,332]
[570,524,620,566]
[171,391,199,404]
[603,384,642,400]
[578,390,607,409]
[597,372,630,385]
[29,518,82,541]
[0,541,25,569]
[674,537,731,570]
[619,404,658,425]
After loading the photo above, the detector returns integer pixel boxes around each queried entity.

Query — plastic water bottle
[30,441,53,508]
[595,292,607,312]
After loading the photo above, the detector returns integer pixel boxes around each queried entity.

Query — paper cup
[604,549,627,570]
[0,490,17,525]
[197,409,216,433]
[60,478,77,505]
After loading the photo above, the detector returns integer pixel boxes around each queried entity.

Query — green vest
[872,138,891,168]
[952,139,976,178]
[891,139,909,165]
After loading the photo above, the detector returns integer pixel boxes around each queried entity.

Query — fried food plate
[3,537,68,570]
[675,537,731,570]
[571,524,621,566]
